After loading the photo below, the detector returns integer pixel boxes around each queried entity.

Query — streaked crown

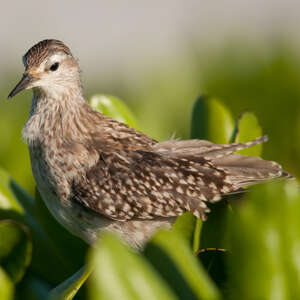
[23,39,73,68]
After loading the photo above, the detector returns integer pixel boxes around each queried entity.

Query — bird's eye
[50,62,59,72]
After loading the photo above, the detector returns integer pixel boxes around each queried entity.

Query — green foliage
[230,111,263,156]
[89,95,139,129]
[0,267,14,300]
[0,55,299,299]
[144,230,220,300]
[200,43,300,179]
[48,266,92,300]
[0,220,32,283]
[190,96,235,253]
[89,234,177,300]
[191,95,234,144]
[228,181,300,299]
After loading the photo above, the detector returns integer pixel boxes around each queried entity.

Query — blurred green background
[1,39,299,195]
[1,2,300,299]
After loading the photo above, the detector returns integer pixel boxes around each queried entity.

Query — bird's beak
[8,73,36,98]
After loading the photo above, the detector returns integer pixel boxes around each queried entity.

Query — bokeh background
[1,0,300,195]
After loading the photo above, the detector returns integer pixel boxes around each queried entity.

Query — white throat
[22,86,85,146]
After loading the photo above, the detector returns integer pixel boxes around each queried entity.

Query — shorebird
[8,39,289,248]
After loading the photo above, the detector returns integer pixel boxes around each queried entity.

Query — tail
[155,135,292,189]
[154,136,293,220]
[210,136,292,188]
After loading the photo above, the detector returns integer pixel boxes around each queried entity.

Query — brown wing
[70,136,287,221]
[70,150,235,221]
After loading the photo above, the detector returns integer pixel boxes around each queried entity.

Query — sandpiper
[8,39,289,248]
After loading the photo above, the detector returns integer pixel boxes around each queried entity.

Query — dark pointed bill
[8,74,35,98]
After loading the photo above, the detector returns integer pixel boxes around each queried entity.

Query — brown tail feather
[213,152,291,188]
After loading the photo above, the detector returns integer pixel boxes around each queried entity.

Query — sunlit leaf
[228,181,300,299]
[171,212,197,246]
[0,267,14,300]
[230,111,263,156]
[0,220,32,283]
[89,234,178,300]
[191,95,234,144]
[48,265,92,300]
[144,230,221,300]
[89,95,139,129]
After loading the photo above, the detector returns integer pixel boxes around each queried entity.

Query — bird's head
[8,39,81,98]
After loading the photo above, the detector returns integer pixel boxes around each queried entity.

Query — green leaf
[190,96,234,252]
[0,267,14,300]
[192,218,203,253]
[171,212,197,246]
[144,230,221,300]
[48,265,92,300]
[230,111,263,156]
[0,168,84,285]
[0,220,32,283]
[191,95,234,143]
[228,181,300,299]
[89,95,139,129]
[0,168,25,214]
[89,234,178,300]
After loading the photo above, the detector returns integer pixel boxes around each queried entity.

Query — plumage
[9,39,291,248]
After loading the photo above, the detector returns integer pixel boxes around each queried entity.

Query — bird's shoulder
[87,112,157,152]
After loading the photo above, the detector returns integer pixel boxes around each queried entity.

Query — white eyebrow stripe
[48,53,69,63]
[33,53,70,72]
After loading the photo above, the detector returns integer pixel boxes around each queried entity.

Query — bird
[8,39,290,248]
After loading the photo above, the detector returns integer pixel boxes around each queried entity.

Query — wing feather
[70,136,289,221]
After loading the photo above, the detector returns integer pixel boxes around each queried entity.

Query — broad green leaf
[144,230,220,300]
[0,267,14,300]
[192,218,203,253]
[171,212,197,246]
[48,265,92,300]
[89,95,139,129]
[0,168,82,284]
[228,181,300,299]
[191,95,234,144]
[190,96,234,252]
[0,220,32,283]
[89,234,178,300]
[230,111,263,156]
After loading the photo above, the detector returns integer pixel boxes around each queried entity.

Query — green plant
[0,95,298,300]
